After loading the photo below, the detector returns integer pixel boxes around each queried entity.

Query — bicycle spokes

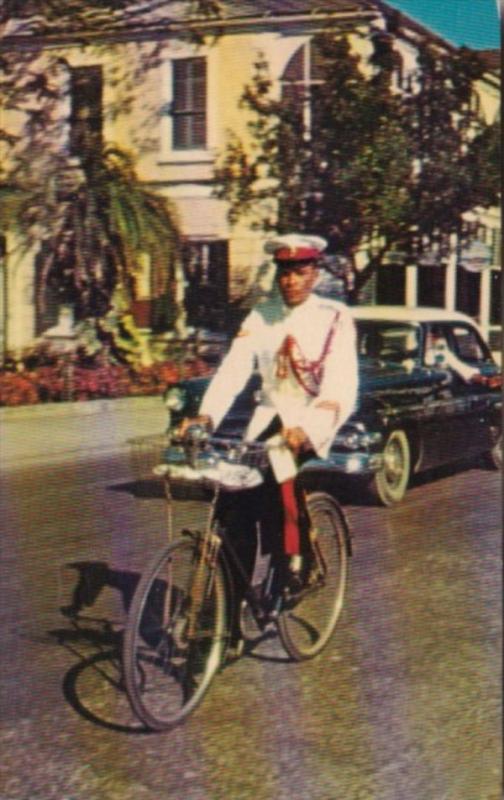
[123,539,227,731]
[277,493,349,661]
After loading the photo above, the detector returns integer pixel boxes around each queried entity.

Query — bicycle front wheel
[123,537,227,731]
[277,492,349,661]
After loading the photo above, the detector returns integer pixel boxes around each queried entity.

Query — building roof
[214,0,376,16]
[477,49,501,74]
[0,0,485,57]
[2,0,376,30]
[0,0,423,42]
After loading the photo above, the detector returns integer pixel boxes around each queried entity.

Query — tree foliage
[1,145,183,325]
[214,29,500,297]
[0,0,222,30]
[0,1,221,332]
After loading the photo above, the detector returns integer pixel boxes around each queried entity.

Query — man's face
[276,262,319,307]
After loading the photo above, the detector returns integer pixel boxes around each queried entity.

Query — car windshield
[426,323,492,365]
[357,321,420,364]
[450,325,491,363]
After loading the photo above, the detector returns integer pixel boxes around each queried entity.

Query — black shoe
[284,567,305,595]
[276,555,305,597]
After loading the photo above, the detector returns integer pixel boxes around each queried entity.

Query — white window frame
[159,43,217,164]
[279,39,325,142]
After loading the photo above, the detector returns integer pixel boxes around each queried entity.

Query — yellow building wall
[1,21,500,348]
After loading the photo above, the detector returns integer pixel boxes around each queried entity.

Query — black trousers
[214,465,311,624]
[215,470,283,588]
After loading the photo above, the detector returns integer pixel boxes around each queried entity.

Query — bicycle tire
[277,492,349,661]
[123,537,227,731]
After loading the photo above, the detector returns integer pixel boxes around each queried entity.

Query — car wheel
[369,429,411,506]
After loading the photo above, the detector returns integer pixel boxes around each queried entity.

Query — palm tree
[1,146,185,353]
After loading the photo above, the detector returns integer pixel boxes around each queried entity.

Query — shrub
[0,372,39,406]
[0,353,212,406]
[71,364,131,400]
[29,366,65,402]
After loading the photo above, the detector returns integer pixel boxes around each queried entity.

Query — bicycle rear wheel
[123,537,227,731]
[277,492,349,661]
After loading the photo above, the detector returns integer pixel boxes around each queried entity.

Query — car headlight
[164,387,187,411]
[361,432,383,447]
[341,432,361,450]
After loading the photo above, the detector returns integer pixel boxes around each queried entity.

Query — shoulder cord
[277,311,341,397]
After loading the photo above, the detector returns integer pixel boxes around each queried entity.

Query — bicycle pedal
[282,578,308,607]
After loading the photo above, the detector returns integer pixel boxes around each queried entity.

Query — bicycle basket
[128,433,171,482]
[158,438,270,492]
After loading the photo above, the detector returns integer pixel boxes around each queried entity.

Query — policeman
[181,232,358,568]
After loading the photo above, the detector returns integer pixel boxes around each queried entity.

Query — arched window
[280,41,326,139]
[280,37,404,134]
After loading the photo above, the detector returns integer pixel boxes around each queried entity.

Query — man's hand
[176,415,213,439]
[282,426,311,455]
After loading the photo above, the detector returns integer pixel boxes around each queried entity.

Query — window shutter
[172,58,207,149]
[69,66,103,158]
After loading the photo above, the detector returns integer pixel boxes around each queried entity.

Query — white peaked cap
[264,233,328,259]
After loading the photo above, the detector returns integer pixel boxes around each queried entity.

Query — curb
[0,394,165,421]
[1,441,139,470]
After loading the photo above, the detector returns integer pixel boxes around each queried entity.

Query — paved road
[0,446,501,800]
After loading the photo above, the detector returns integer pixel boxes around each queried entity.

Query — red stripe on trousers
[281,479,300,555]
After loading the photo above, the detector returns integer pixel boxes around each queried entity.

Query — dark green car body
[164,307,501,504]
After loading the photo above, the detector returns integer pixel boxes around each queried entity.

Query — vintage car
[164,306,502,505]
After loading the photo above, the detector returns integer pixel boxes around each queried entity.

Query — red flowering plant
[0,344,211,406]
[70,363,129,400]
[0,372,39,406]
[27,366,66,402]
[0,309,216,407]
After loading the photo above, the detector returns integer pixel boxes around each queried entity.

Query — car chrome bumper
[300,451,384,475]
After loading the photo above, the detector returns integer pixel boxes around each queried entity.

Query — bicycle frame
[172,477,279,641]
[158,432,352,642]
[122,434,353,731]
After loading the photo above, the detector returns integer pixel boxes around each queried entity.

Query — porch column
[405,264,418,307]
[0,235,6,361]
[445,233,457,311]
[479,267,491,340]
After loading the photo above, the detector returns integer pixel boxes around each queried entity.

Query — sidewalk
[0,396,168,468]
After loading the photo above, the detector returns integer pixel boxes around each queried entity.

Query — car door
[445,323,501,456]
[420,322,467,469]
[421,321,499,467]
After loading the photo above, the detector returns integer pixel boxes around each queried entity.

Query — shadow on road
[409,457,491,489]
[60,560,140,618]
[49,620,147,734]
[107,478,166,499]
[106,457,488,508]
[61,649,146,734]
[243,634,292,665]
[302,458,490,507]
[49,561,150,734]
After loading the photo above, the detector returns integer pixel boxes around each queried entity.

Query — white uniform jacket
[200,292,359,460]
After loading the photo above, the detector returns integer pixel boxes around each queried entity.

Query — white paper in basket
[154,461,264,490]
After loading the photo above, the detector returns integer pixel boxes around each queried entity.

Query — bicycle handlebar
[156,433,284,490]
[171,430,283,455]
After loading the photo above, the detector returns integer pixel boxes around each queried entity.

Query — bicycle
[123,430,352,731]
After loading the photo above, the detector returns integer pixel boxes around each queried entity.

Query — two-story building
[0,1,500,355]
